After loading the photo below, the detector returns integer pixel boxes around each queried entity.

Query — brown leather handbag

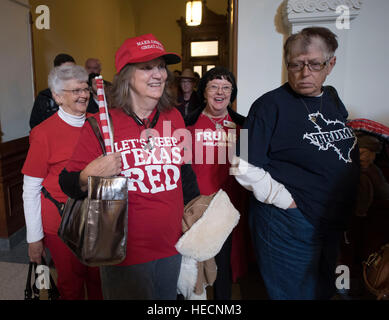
[58,117,128,267]
[363,243,389,300]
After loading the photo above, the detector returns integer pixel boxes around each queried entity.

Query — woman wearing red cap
[59,34,199,300]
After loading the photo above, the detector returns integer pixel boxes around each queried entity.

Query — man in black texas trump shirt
[233,27,359,300]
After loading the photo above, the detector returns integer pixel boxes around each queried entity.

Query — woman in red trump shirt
[185,67,250,300]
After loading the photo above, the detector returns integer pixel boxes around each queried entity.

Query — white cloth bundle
[175,189,240,262]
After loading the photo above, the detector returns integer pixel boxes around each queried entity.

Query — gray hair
[284,27,338,63]
[48,64,88,94]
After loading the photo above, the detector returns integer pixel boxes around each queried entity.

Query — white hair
[48,65,88,94]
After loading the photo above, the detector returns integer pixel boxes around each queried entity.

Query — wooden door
[177,2,229,77]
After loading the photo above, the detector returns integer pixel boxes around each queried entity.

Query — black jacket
[29,88,59,129]
[87,97,99,114]
[176,91,201,119]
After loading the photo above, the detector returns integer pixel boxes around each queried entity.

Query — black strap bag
[24,257,60,300]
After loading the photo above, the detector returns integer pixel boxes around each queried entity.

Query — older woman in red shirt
[22,64,103,300]
[185,67,249,300]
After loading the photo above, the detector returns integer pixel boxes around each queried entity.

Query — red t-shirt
[187,113,239,196]
[22,113,83,235]
[65,107,185,266]
[188,112,252,282]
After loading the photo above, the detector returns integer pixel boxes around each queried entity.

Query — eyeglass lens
[207,85,232,93]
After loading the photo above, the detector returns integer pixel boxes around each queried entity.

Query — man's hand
[28,240,45,264]
[288,200,297,209]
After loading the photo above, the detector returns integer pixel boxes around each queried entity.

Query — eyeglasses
[287,60,329,72]
[62,88,91,95]
[206,84,233,94]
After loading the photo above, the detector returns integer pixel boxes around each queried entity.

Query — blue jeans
[100,254,182,300]
[249,200,342,300]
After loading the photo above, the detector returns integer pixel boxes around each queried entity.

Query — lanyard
[123,107,160,129]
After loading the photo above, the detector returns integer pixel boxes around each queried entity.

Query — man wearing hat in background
[176,68,201,119]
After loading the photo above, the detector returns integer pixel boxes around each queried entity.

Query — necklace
[202,110,228,129]
[299,94,323,123]
[123,107,160,150]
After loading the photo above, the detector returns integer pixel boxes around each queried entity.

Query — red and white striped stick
[95,76,114,154]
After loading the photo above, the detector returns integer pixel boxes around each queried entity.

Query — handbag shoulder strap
[25,262,36,300]
[41,187,64,217]
[86,116,107,156]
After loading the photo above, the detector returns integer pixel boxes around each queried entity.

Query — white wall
[237,0,389,126]
[343,0,389,124]
[237,0,285,116]
[0,0,34,142]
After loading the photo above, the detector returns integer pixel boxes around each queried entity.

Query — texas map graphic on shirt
[303,112,357,163]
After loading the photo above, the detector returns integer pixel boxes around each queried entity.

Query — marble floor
[0,238,376,301]
[0,238,267,301]
[0,239,29,300]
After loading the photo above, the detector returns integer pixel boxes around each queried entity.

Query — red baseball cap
[115,34,181,73]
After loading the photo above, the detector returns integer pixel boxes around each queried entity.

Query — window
[193,65,202,77]
[190,41,218,57]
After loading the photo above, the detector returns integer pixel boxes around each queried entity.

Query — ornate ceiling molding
[283,0,363,27]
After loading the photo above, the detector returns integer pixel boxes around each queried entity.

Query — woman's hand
[28,240,45,264]
[79,152,122,190]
